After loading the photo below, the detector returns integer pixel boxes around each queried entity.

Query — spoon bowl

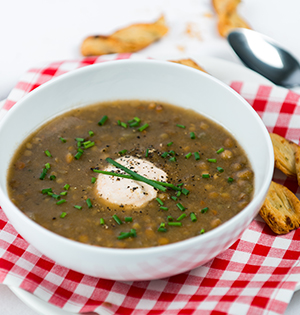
[227,28,300,88]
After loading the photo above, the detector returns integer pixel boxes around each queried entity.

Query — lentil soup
[7,101,254,248]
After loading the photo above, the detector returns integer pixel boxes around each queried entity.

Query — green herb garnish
[98,115,108,126]
[177,213,187,221]
[194,152,200,160]
[45,150,52,157]
[201,207,209,214]
[190,212,197,222]
[176,203,185,211]
[57,199,66,205]
[86,198,93,208]
[138,123,149,132]
[113,214,122,225]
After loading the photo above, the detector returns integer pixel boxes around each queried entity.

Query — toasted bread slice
[212,0,240,15]
[169,59,207,73]
[81,16,168,56]
[259,181,300,234]
[270,133,300,185]
[212,0,251,37]
[217,11,251,37]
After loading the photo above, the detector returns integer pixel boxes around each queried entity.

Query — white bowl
[0,60,274,281]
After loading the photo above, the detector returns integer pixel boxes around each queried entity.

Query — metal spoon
[227,28,300,88]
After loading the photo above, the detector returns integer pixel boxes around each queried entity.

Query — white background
[1,0,300,314]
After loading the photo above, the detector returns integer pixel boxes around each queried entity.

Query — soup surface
[7,101,254,248]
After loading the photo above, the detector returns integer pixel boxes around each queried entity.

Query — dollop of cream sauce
[96,156,168,208]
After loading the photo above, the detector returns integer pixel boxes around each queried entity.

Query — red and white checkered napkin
[1,54,300,315]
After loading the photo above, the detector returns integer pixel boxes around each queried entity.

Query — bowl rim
[0,59,274,255]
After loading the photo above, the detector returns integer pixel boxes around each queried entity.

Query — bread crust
[259,181,300,234]
[168,59,207,73]
[81,16,168,56]
[212,0,251,37]
[270,133,300,185]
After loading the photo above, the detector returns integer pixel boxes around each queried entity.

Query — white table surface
[1,0,300,314]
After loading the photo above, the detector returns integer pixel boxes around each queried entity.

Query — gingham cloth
[1,54,300,315]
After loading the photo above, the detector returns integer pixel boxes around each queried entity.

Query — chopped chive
[207,158,217,163]
[74,151,83,160]
[78,148,84,153]
[190,212,197,222]
[129,121,140,127]
[106,158,167,192]
[49,175,56,181]
[156,197,164,206]
[160,206,169,211]
[121,122,128,128]
[113,214,122,225]
[167,142,173,147]
[169,150,176,156]
[176,124,185,129]
[47,192,53,196]
[158,222,167,232]
[60,191,68,196]
[177,183,184,187]
[98,115,108,126]
[89,130,94,136]
[118,149,127,155]
[177,213,187,221]
[202,174,210,178]
[194,152,200,160]
[176,191,181,197]
[52,194,60,200]
[59,137,66,143]
[168,222,182,226]
[145,148,149,157]
[74,205,82,210]
[200,228,205,234]
[100,218,105,225]
[75,137,85,142]
[60,212,67,218]
[176,203,185,211]
[138,123,149,132]
[130,229,137,237]
[134,117,141,123]
[216,148,224,154]
[201,207,209,214]
[161,152,169,158]
[167,216,173,221]
[45,150,52,157]
[217,167,224,173]
[171,196,177,201]
[190,132,196,139]
[91,177,97,184]
[45,163,51,170]
[228,177,234,182]
[185,152,192,159]
[181,188,190,196]
[125,217,132,222]
[77,141,82,147]
[158,227,167,232]
[41,188,52,194]
[169,156,176,162]
[93,168,181,191]
[86,198,93,208]
[64,184,70,190]
[83,141,95,149]
[56,199,66,205]
[117,232,132,239]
